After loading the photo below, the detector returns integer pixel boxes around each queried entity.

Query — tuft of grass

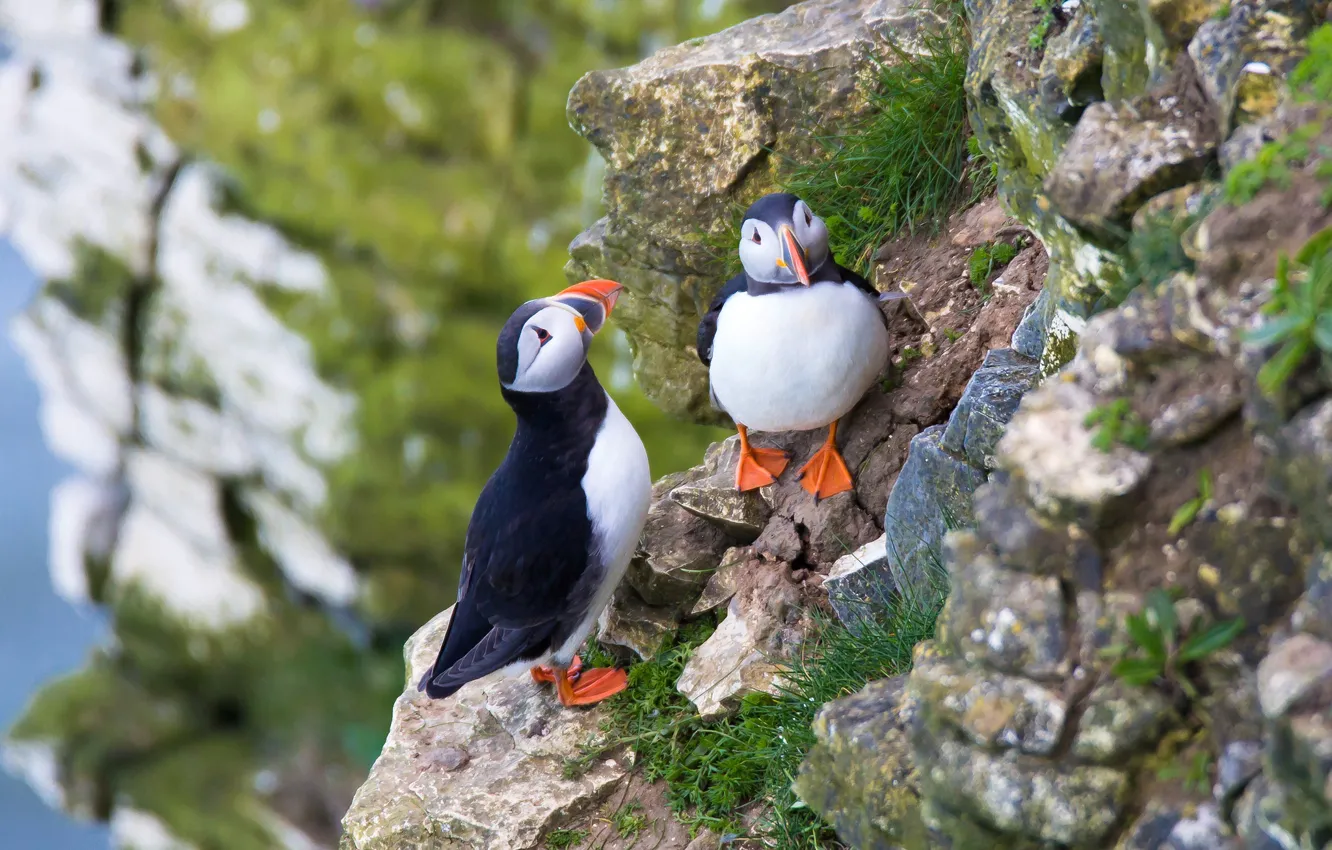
[572,572,948,844]
[1244,227,1332,396]
[545,828,587,849]
[779,1,989,273]
[1029,2,1057,51]
[968,241,1019,292]
[612,802,649,838]
[1084,398,1151,452]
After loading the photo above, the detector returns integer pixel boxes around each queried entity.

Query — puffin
[418,279,652,707]
[696,192,892,500]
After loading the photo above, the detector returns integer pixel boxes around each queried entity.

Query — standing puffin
[697,193,891,500]
[418,279,652,707]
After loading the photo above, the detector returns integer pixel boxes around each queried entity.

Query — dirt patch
[549,773,698,850]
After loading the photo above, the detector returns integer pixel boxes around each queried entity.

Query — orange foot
[798,422,854,501]
[555,666,628,707]
[531,655,583,684]
[735,423,790,491]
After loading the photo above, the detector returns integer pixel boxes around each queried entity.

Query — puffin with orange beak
[697,193,891,499]
[418,279,651,706]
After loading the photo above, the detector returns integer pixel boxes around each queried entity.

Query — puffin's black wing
[837,263,879,299]
[696,272,748,366]
[418,445,599,699]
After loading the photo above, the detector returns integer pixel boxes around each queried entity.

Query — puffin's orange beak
[779,225,810,286]
[557,279,622,319]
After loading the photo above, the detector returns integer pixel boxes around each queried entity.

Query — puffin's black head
[497,279,622,394]
[737,192,831,287]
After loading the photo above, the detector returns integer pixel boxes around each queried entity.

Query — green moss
[968,241,1019,291]
[780,0,987,272]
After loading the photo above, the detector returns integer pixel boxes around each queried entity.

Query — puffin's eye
[534,327,551,345]
[804,207,813,226]
[751,231,762,245]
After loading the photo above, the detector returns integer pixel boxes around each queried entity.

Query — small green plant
[898,346,924,366]
[545,827,587,849]
[1083,398,1150,452]
[1290,23,1332,102]
[1155,748,1214,795]
[612,802,648,838]
[1029,2,1057,51]
[1213,0,1231,19]
[1167,469,1213,536]
[1243,228,1332,396]
[943,327,964,342]
[1107,589,1245,700]
[968,241,1019,291]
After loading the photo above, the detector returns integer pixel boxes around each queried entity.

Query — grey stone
[1012,285,1056,360]
[793,677,930,850]
[824,533,896,631]
[596,585,680,661]
[687,547,749,617]
[1257,633,1332,719]
[1216,740,1264,803]
[1292,549,1332,642]
[1072,678,1175,763]
[941,348,1041,470]
[972,477,1103,585]
[883,425,988,591]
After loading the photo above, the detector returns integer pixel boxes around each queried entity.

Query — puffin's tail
[418,623,556,699]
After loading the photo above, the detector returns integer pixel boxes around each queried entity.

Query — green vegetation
[1244,228,1332,396]
[780,1,990,272]
[1099,188,1218,311]
[1029,2,1058,51]
[968,241,1019,291]
[545,827,589,849]
[612,802,649,838]
[573,577,947,845]
[1224,24,1332,208]
[1156,748,1215,795]
[1167,469,1213,536]
[1104,588,1245,700]
[1084,398,1151,452]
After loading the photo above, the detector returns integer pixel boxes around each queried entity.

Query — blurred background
[0,1,791,848]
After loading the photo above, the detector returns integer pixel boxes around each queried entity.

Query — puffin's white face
[498,280,621,395]
[503,303,594,394]
[737,199,831,286]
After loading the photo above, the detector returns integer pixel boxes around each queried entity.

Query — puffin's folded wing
[418,622,557,699]
[696,273,748,366]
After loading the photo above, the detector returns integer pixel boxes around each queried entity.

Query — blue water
[0,241,109,849]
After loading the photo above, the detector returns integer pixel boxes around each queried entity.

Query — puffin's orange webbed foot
[555,666,628,707]
[735,424,789,491]
[530,655,583,684]
[798,423,854,500]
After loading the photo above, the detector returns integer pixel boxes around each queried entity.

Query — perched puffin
[418,279,652,707]
[697,193,891,500]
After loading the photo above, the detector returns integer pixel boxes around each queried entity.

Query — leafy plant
[1243,228,1332,396]
[780,0,986,272]
[612,802,648,838]
[968,241,1019,291]
[1029,2,1057,51]
[1084,398,1150,452]
[1167,469,1213,536]
[1107,589,1245,700]
[545,828,587,849]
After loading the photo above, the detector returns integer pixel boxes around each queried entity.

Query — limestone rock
[1039,6,1105,110]
[629,495,732,610]
[972,477,1103,584]
[882,426,987,591]
[676,565,808,718]
[1071,679,1175,763]
[688,547,749,617]
[1044,60,1220,238]
[1256,633,1332,719]
[667,438,770,540]
[1011,285,1057,361]
[793,677,930,849]
[1118,803,1240,850]
[565,0,945,419]
[1292,549,1332,642]
[940,348,1041,470]
[997,380,1152,524]
[597,585,681,661]
[342,608,627,850]
[824,534,895,631]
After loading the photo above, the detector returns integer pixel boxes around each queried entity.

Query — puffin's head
[497,279,622,393]
[737,192,831,287]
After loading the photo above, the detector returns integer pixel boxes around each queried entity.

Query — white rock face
[109,808,198,850]
[0,0,361,628]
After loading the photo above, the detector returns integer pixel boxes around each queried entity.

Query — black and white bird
[418,279,652,706]
[697,193,892,499]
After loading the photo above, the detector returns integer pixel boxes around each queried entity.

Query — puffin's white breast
[555,394,651,659]
[709,283,890,433]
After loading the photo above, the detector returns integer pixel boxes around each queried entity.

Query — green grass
[968,241,1019,292]
[778,1,989,273]
[612,802,649,838]
[571,571,947,846]
[545,828,588,848]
